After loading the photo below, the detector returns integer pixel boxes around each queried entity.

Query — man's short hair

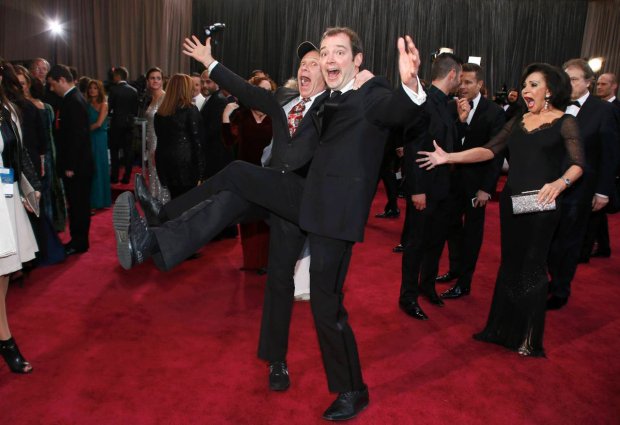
[462,63,484,82]
[431,53,463,81]
[321,27,363,57]
[562,58,595,82]
[601,72,618,85]
[69,66,79,82]
[113,66,129,81]
[47,64,74,82]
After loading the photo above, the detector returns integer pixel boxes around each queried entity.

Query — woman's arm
[90,103,108,131]
[417,141,494,169]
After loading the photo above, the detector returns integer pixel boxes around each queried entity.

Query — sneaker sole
[113,192,135,270]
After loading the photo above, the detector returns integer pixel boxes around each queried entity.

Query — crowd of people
[1,25,618,422]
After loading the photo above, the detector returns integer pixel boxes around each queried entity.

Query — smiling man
[114,27,426,421]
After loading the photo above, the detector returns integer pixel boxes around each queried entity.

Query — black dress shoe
[392,244,404,253]
[113,191,154,270]
[65,246,87,256]
[441,285,470,299]
[268,360,290,391]
[546,295,568,310]
[322,385,369,421]
[436,271,458,283]
[399,300,428,320]
[134,174,163,226]
[422,290,444,307]
[591,249,611,258]
[375,209,400,219]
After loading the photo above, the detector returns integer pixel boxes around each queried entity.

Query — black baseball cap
[297,41,319,59]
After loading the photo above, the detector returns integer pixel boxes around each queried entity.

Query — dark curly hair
[519,63,571,111]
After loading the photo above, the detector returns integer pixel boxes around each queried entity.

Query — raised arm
[183,36,284,121]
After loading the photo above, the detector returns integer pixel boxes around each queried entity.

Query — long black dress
[474,114,583,356]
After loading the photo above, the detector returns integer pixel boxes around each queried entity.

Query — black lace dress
[474,114,583,356]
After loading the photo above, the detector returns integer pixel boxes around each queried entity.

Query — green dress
[88,104,111,208]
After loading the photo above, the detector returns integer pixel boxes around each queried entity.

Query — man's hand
[592,194,609,212]
[222,102,240,123]
[412,193,426,211]
[353,70,374,89]
[456,98,471,122]
[65,170,74,178]
[397,35,421,93]
[183,36,215,69]
[473,190,491,208]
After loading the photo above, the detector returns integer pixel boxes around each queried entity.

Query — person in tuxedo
[47,65,93,255]
[438,63,506,300]
[547,60,619,310]
[398,53,469,320]
[198,70,233,178]
[108,67,138,184]
[114,29,425,420]
[190,72,206,111]
[580,72,620,259]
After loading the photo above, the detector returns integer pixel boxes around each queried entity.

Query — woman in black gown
[418,63,584,356]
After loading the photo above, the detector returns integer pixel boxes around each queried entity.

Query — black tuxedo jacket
[403,85,462,200]
[301,78,421,242]
[563,94,619,205]
[209,64,328,172]
[200,90,233,177]
[56,87,93,176]
[108,81,138,126]
[452,96,506,195]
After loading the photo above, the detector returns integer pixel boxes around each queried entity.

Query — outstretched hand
[182,35,215,68]
[353,70,374,89]
[416,141,448,170]
[397,35,421,92]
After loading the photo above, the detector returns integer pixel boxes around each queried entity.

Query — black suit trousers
[444,186,487,288]
[151,161,302,270]
[109,122,134,179]
[548,200,591,298]
[62,174,91,250]
[400,195,451,301]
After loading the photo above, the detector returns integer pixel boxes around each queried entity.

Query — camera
[204,23,226,37]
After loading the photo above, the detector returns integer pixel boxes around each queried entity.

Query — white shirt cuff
[208,61,219,74]
[401,77,426,105]
[595,193,609,199]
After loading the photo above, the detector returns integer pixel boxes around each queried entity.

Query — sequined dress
[474,114,583,356]
[145,96,170,203]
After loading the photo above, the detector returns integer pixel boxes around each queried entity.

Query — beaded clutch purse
[510,190,556,215]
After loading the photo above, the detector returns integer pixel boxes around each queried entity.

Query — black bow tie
[330,90,342,99]
[570,100,581,107]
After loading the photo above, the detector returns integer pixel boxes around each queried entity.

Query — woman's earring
[544,95,550,110]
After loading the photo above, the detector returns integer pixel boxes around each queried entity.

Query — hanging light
[588,57,604,73]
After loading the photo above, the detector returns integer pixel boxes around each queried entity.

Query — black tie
[330,90,341,99]
[468,100,474,110]
[570,100,581,107]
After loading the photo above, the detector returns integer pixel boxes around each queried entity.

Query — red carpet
[1,185,619,424]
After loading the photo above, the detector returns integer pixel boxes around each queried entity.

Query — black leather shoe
[422,290,444,307]
[65,246,87,256]
[268,360,290,391]
[322,385,369,421]
[375,209,400,219]
[399,300,428,320]
[392,244,404,253]
[113,191,154,270]
[436,271,458,283]
[546,295,568,310]
[591,249,611,258]
[134,174,163,226]
[0,337,33,374]
[441,285,470,299]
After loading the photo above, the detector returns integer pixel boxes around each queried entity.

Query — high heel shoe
[0,337,33,374]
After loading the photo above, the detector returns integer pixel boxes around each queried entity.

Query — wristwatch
[562,177,571,187]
